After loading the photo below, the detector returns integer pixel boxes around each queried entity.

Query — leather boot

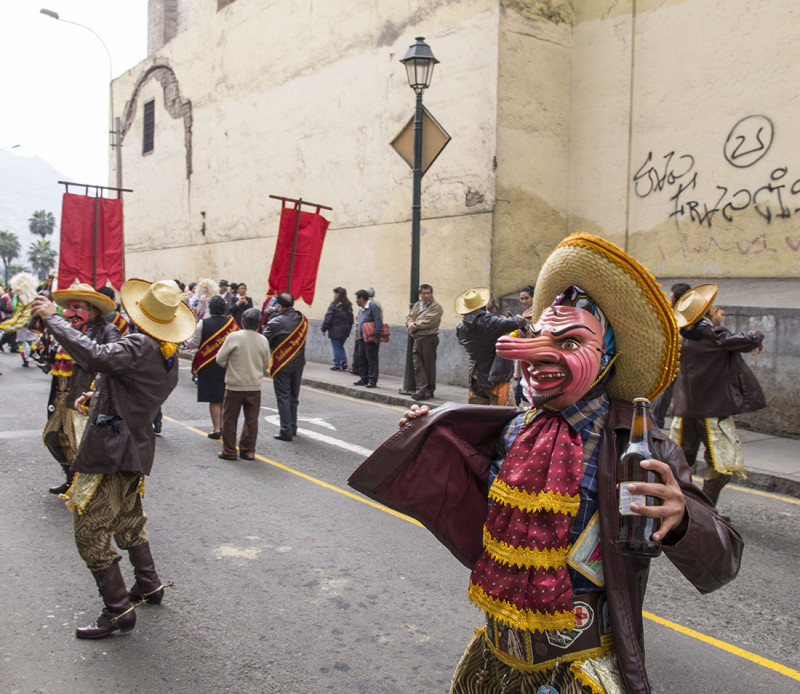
[76,561,136,639]
[49,465,74,495]
[128,542,164,605]
[702,476,729,507]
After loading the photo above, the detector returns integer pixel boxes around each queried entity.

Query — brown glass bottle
[28,274,54,333]
[616,397,662,557]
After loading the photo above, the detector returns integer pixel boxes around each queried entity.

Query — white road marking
[263,415,373,457]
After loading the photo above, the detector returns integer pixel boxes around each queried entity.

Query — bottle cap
[633,397,650,403]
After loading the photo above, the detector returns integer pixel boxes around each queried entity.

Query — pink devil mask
[496,305,605,409]
[63,300,94,331]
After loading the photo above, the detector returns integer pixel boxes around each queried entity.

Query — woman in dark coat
[321,287,354,371]
[185,295,236,438]
[227,282,254,327]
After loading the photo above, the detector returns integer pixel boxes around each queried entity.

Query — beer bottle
[616,397,662,556]
[28,274,54,333]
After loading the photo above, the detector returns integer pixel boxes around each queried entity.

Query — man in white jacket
[215,308,269,460]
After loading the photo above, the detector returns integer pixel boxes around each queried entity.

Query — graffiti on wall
[633,115,800,255]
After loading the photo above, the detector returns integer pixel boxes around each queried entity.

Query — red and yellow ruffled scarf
[468,410,584,632]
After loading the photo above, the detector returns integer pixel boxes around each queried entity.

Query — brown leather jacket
[671,323,765,419]
[349,401,743,694]
[45,314,179,476]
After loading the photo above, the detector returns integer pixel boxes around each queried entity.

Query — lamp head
[400,37,439,94]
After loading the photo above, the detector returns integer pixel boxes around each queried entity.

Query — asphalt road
[1,352,798,693]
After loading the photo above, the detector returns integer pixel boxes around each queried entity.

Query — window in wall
[217,0,237,10]
[143,99,155,155]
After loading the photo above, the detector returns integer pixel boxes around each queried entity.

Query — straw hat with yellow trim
[530,233,679,401]
[53,283,115,316]
[120,278,196,343]
[673,283,718,328]
[455,287,491,315]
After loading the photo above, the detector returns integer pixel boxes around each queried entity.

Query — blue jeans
[330,337,348,368]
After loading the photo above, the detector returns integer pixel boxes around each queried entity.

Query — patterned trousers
[73,472,148,572]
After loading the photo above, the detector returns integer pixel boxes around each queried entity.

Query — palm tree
[28,239,58,280]
[28,210,56,238]
[0,230,21,284]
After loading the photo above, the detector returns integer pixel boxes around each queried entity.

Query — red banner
[267,204,329,305]
[57,193,124,290]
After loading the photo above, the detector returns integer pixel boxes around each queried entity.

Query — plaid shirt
[490,392,610,594]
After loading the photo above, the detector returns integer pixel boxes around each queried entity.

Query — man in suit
[265,292,308,441]
[406,283,443,401]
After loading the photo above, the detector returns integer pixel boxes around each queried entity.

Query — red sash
[191,316,238,374]
[111,311,130,337]
[269,314,308,376]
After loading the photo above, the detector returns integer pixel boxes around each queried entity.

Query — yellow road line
[166,414,799,681]
[643,611,800,681]
[165,415,421,526]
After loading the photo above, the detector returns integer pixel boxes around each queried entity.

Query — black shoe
[49,482,70,495]
[153,421,162,435]
[239,453,255,460]
[273,433,292,442]
[207,431,221,440]
[218,453,238,460]
[366,382,377,389]
[411,391,431,401]
[353,379,368,386]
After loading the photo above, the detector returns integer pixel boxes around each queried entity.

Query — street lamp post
[40,8,122,190]
[399,36,439,395]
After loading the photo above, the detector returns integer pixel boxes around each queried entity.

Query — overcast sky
[0,1,148,184]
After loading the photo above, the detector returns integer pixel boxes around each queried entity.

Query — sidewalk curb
[301,377,430,409]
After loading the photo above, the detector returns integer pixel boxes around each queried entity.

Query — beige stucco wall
[116,0,501,329]
[116,0,800,322]
[564,0,800,278]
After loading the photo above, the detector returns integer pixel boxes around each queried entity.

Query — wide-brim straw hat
[120,278,196,343]
[530,233,679,401]
[673,283,718,328]
[455,287,491,314]
[53,283,116,316]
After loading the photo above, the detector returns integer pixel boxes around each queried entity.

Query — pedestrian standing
[216,307,269,459]
[321,287,353,371]
[265,292,308,441]
[31,278,197,639]
[185,295,238,439]
[405,283,443,401]
[353,288,382,389]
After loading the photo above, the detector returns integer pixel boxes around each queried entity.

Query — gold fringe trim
[483,527,569,570]
[489,478,581,516]
[61,472,104,515]
[570,661,607,694]
[468,583,575,633]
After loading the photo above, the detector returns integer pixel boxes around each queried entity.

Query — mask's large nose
[495,334,559,363]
